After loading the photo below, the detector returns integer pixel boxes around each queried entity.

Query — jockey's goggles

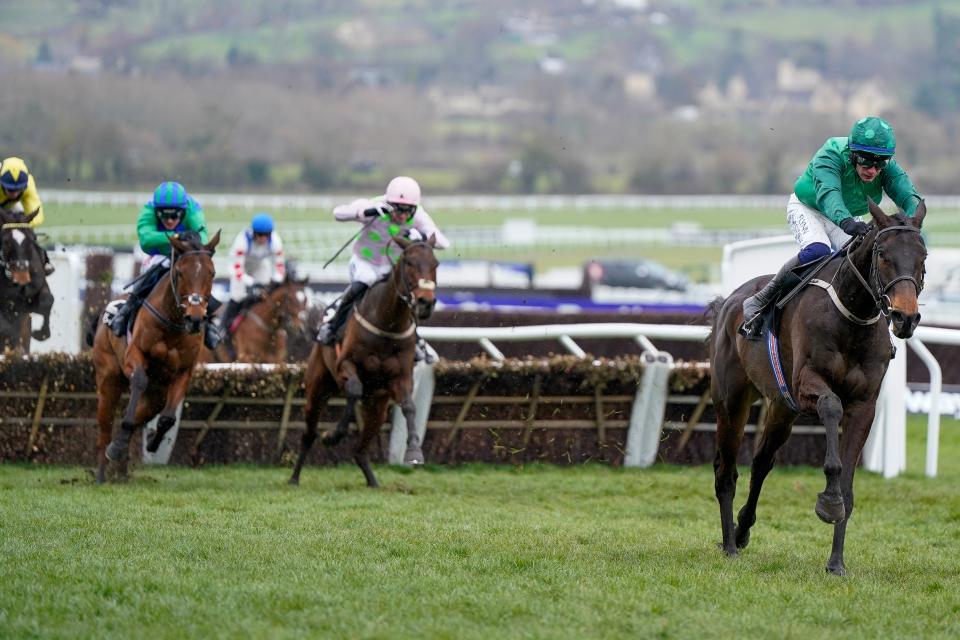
[253,231,271,238]
[389,203,417,217]
[157,207,185,220]
[851,152,889,170]
[1,186,24,198]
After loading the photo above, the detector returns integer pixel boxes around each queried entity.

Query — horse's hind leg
[735,401,796,549]
[289,347,335,485]
[712,345,757,556]
[106,360,148,463]
[356,397,390,488]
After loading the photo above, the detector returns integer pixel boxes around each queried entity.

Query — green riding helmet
[849,116,896,156]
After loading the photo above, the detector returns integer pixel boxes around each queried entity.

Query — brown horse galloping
[0,209,53,354]
[289,235,438,488]
[709,199,927,576]
[91,231,220,483]
[220,274,309,363]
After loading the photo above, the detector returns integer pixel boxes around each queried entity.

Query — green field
[1,416,958,638]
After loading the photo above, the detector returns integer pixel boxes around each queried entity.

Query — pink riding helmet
[385,176,421,206]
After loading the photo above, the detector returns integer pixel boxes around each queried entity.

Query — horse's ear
[204,229,222,253]
[428,233,437,247]
[866,197,891,228]
[394,235,411,250]
[168,233,187,253]
[911,199,926,229]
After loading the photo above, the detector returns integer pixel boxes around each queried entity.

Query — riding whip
[322,217,377,269]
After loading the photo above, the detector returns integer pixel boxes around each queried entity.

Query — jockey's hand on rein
[839,217,870,237]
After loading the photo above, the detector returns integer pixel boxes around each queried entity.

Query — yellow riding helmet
[0,157,30,192]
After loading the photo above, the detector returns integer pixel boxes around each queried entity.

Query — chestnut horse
[221,274,309,363]
[289,235,438,488]
[709,199,927,575]
[91,231,220,483]
[0,209,53,353]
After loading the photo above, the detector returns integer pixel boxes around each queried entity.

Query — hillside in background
[2,0,959,194]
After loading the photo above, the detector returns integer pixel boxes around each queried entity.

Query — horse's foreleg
[356,398,390,488]
[734,401,796,550]
[391,376,423,465]
[824,403,877,576]
[146,371,190,453]
[30,285,54,342]
[814,394,845,525]
[106,359,148,463]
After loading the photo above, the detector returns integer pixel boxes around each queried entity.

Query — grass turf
[0,416,958,638]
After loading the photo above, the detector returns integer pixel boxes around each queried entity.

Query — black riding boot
[204,297,223,350]
[219,299,241,335]
[110,295,139,337]
[740,254,802,340]
[110,263,169,337]
[317,282,368,345]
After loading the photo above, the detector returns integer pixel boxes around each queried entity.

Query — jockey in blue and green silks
[109,181,222,348]
[740,116,924,339]
[316,176,449,359]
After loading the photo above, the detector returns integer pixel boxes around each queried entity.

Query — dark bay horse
[91,231,220,483]
[0,209,53,353]
[289,235,438,488]
[709,199,927,576]
[220,274,309,363]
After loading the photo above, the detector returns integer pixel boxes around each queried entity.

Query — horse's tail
[704,296,726,358]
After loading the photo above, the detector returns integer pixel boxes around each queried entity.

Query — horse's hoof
[734,528,751,550]
[32,329,50,341]
[105,440,128,462]
[717,542,739,557]
[826,560,847,577]
[403,448,425,466]
[815,492,846,524]
[145,431,162,453]
[288,476,300,486]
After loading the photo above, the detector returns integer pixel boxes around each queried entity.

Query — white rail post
[389,362,436,464]
[863,335,907,478]
[624,351,673,468]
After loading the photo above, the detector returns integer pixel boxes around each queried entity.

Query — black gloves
[839,217,870,237]
[362,202,394,218]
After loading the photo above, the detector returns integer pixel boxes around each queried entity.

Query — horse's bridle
[843,224,924,317]
[169,246,214,314]
[0,221,35,279]
[142,245,214,332]
[392,241,437,311]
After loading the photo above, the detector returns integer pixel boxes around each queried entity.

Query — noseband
[844,224,923,318]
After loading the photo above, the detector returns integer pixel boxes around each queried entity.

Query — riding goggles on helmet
[390,203,417,217]
[851,152,889,170]
[157,207,185,220]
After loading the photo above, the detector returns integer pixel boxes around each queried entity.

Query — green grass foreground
[1,418,959,639]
